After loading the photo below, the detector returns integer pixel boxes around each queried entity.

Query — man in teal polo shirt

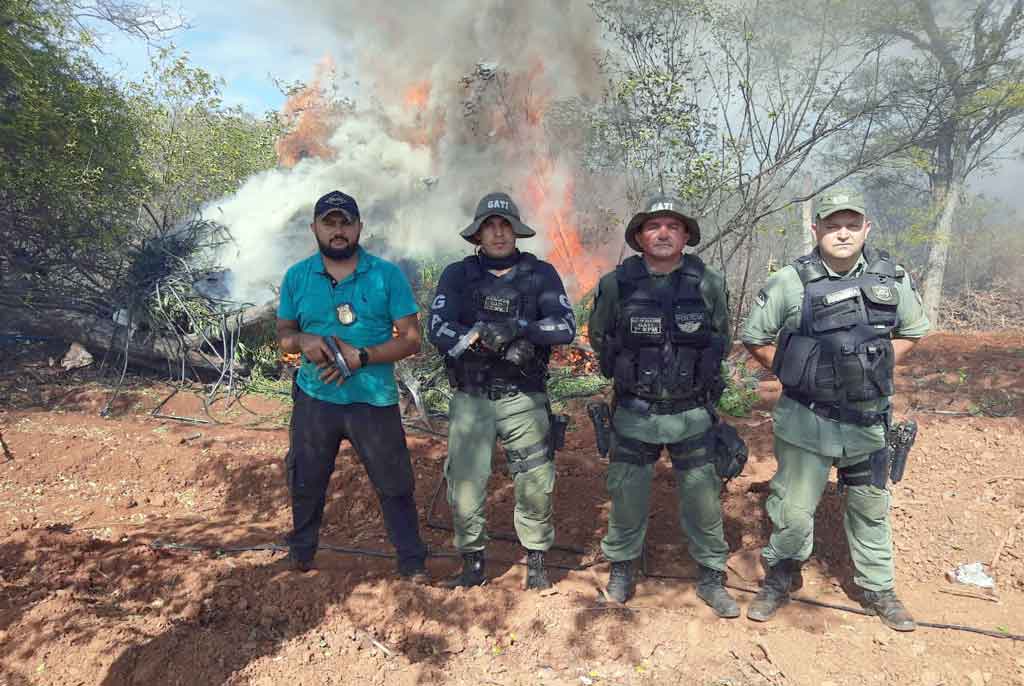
[742,188,929,630]
[276,190,428,580]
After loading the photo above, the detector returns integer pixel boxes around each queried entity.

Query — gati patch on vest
[483,295,514,314]
[630,316,663,335]
[674,312,704,333]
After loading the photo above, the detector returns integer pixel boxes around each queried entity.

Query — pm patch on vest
[630,316,663,335]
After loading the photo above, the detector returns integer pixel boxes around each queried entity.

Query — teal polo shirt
[277,248,418,407]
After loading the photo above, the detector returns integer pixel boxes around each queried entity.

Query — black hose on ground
[146,539,1023,641]
[148,538,595,572]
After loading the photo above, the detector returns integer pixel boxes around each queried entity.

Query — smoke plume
[205,0,611,304]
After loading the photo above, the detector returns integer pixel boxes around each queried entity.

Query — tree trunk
[2,307,247,376]
[921,176,963,326]
[802,173,815,257]
[181,299,279,349]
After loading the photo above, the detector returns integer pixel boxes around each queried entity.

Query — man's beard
[318,236,359,260]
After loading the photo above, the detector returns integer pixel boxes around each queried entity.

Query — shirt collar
[314,246,370,278]
[642,255,685,276]
[815,248,867,279]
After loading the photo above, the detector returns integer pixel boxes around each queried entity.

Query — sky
[90,0,348,114]
[88,1,1024,215]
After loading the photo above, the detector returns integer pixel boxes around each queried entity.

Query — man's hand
[318,335,362,385]
[476,321,521,353]
[744,343,776,372]
[298,333,332,365]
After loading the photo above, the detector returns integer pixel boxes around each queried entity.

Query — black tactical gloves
[476,321,522,353]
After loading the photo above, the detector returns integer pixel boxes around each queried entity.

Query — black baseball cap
[460,192,536,243]
[314,190,360,222]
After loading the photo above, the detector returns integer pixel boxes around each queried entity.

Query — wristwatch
[358,347,370,366]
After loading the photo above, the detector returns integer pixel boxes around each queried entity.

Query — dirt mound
[2,331,1024,685]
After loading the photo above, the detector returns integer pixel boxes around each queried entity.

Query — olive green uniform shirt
[741,251,931,457]
[588,257,730,440]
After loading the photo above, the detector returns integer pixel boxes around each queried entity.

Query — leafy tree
[1,2,284,374]
[1,0,151,313]
[848,0,1024,322]
[583,0,922,306]
[128,47,285,230]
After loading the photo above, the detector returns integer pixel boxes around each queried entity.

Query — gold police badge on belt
[336,303,357,325]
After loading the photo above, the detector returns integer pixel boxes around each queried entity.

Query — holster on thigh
[838,447,889,490]
[505,438,553,476]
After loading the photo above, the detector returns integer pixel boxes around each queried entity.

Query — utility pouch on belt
[709,421,748,481]
[887,418,917,483]
[773,328,821,393]
[587,401,612,458]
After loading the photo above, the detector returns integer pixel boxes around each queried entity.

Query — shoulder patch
[756,288,768,308]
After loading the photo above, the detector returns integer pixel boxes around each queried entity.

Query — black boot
[397,555,429,584]
[445,551,485,589]
[526,550,552,591]
[747,559,795,622]
[696,565,740,618]
[604,559,636,603]
[860,589,917,632]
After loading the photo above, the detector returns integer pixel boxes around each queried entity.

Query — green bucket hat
[816,188,866,220]
[460,192,536,244]
[625,195,701,251]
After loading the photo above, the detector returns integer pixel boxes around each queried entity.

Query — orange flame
[403,80,431,110]
[523,162,602,299]
[390,80,446,151]
[276,57,338,168]
[274,55,615,300]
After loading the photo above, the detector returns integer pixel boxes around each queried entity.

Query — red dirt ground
[2,331,1024,686]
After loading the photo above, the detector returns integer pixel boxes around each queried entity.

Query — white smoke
[204,0,605,305]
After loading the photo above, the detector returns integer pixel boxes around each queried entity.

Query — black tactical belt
[783,392,888,427]
[617,394,702,415]
[458,379,543,400]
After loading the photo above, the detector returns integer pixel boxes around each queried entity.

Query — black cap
[314,191,360,222]
[625,195,701,250]
[460,192,536,243]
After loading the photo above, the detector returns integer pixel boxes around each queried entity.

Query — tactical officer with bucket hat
[427,192,576,591]
[588,196,745,616]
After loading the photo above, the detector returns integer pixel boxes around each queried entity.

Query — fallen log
[181,298,279,348]
[2,306,241,376]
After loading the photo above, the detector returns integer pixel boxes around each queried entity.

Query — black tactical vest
[607,254,725,402]
[448,252,548,390]
[773,248,902,407]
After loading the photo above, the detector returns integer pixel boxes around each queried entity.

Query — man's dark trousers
[286,383,427,569]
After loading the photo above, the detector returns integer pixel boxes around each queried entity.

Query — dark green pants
[600,406,729,570]
[763,436,894,591]
[444,390,555,552]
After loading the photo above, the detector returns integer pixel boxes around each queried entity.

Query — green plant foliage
[547,367,610,403]
[716,360,760,417]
